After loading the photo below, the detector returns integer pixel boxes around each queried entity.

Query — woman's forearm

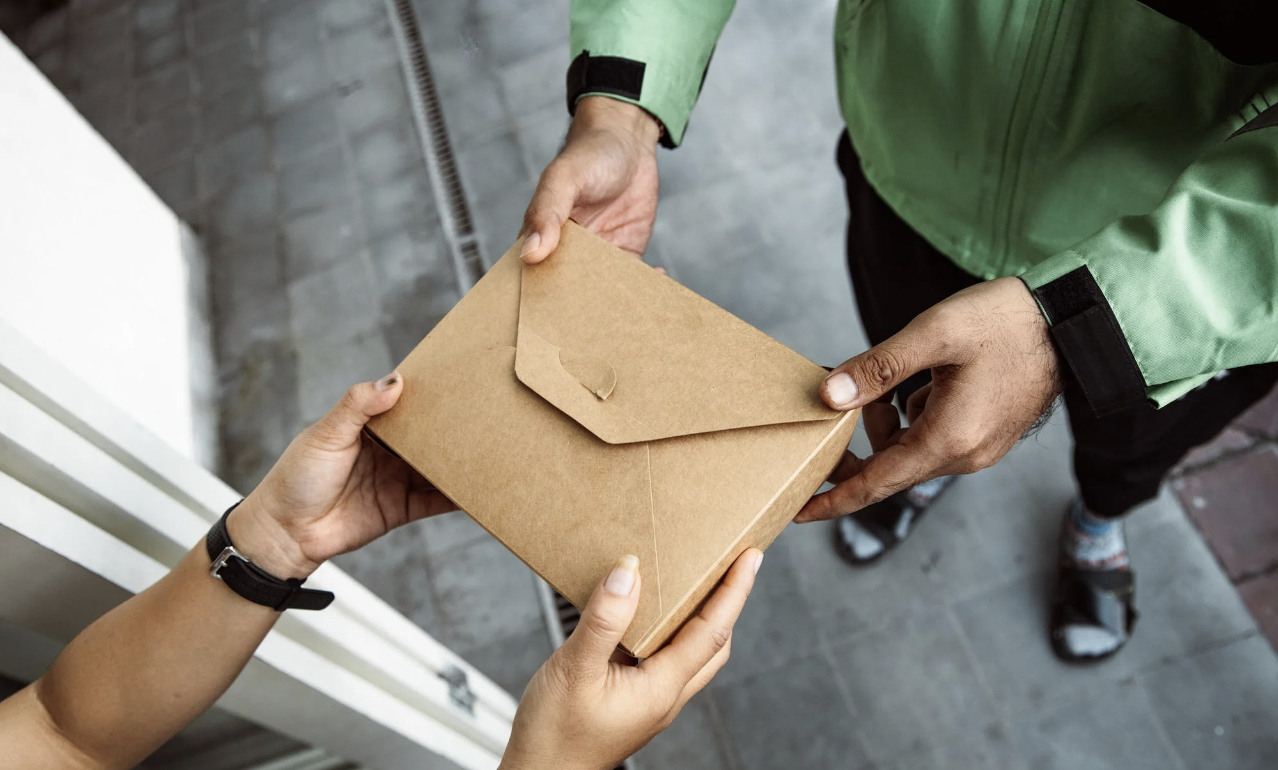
[0,539,279,770]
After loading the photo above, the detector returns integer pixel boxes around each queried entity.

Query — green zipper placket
[986,0,1065,277]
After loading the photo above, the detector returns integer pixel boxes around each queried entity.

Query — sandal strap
[1055,568,1138,637]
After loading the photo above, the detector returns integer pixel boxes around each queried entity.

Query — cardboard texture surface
[368,223,859,656]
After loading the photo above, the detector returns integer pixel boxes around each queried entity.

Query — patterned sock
[1060,500,1129,656]
[839,476,953,560]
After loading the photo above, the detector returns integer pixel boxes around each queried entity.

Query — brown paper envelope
[368,222,859,656]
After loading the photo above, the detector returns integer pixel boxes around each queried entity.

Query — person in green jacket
[518,0,1278,663]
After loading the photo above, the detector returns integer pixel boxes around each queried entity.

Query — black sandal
[1049,566,1138,664]
[833,476,956,567]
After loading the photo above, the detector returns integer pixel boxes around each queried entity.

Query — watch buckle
[210,545,243,579]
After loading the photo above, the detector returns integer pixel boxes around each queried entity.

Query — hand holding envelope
[368,222,859,656]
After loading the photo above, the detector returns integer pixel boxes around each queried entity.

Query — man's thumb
[309,372,403,450]
[822,320,943,411]
[520,165,578,264]
[559,555,642,677]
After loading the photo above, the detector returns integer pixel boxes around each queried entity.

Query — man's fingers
[520,163,579,264]
[820,315,948,411]
[643,549,761,691]
[795,443,936,521]
[863,399,902,453]
[307,373,403,452]
[905,383,933,424]
[556,555,643,681]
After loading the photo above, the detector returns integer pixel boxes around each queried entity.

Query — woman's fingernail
[753,552,764,575]
[604,554,639,596]
[824,372,858,407]
[519,232,541,258]
[375,372,400,391]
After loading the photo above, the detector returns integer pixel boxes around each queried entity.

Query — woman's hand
[229,373,454,578]
[501,549,763,770]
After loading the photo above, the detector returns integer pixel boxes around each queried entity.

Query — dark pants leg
[836,132,1278,515]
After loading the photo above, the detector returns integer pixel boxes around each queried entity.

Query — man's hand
[520,96,662,263]
[797,278,1061,522]
[500,549,761,770]
[230,373,454,578]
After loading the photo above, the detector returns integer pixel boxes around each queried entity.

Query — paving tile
[654,114,737,199]
[634,697,734,770]
[709,535,822,686]
[129,107,198,167]
[455,129,529,206]
[1177,426,1256,470]
[261,48,333,115]
[134,28,186,75]
[248,0,311,21]
[259,1,321,65]
[419,510,489,559]
[286,258,381,344]
[497,47,568,120]
[202,172,277,244]
[212,279,290,377]
[1140,634,1278,770]
[281,204,364,280]
[294,330,394,422]
[140,153,199,212]
[70,42,134,102]
[360,170,438,243]
[324,13,398,82]
[74,92,135,151]
[436,68,509,152]
[134,0,184,42]
[482,2,566,69]
[1238,572,1278,654]
[191,0,251,53]
[68,2,131,50]
[513,104,566,178]
[217,337,300,491]
[428,536,544,653]
[22,7,68,56]
[207,229,284,311]
[877,724,1023,770]
[349,117,424,186]
[470,176,534,267]
[1004,679,1182,770]
[277,149,352,218]
[1235,383,1278,438]
[1175,447,1278,580]
[379,269,459,360]
[330,522,442,635]
[318,0,382,34]
[828,610,999,761]
[334,65,412,136]
[711,651,868,770]
[200,84,263,144]
[134,61,193,125]
[197,124,271,196]
[269,93,342,164]
[461,626,551,699]
[194,34,257,100]
[367,227,452,302]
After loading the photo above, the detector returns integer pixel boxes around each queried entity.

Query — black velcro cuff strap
[566,51,674,148]
[1030,267,1147,416]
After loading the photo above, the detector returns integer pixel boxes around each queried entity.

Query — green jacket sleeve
[1021,99,1278,414]
[569,0,736,146]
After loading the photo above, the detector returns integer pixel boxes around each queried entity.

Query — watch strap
[206,504,335,611]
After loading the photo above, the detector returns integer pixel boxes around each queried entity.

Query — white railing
[0,319,518,770]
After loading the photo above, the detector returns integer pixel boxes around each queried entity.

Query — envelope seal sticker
[559,350,617,400]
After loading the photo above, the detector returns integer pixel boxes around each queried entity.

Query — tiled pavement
[8,1,1278,769]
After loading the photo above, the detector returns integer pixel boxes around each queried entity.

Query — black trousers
[837,134,1278,518]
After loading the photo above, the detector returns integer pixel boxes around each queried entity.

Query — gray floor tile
[134,60,193,125]
[68,3,130,50]
[461,627,551,699]
[428,537,544,653]
[710,535,822,686]
[217,337,300,491]
[128,107,197,168]
[331,521,442,635]
[514,104,566,178]
[200,85,263,144]
[878,724,1024,770]
[269,93,342,164]
[261,48,333,115]
[194,34,258,100]
[134,28,186,76]
[318,0,381,34]
[471,176,534,267]
[197,124,271,197]
[294,330,394,422]
[360,170,439,243]
[211,272,291,369]
[1140,634,1278,769]
[134,0,184,42]
[455,129,531,207]
[191,0,252,54]
[419,511,490,559]
[437,72,511,153]
[282,204,364,280]
[202,171,277,244]
[1005,679,1183,770]
[335,64,412,137]
[634,697,734,770]
[324,13,398,82]
[349,117,425,187]
[286,258,381,344]
[140,154,199,213]
[259,1,321,66]
[367,226,452,299]
[277,149,352,218]
[711,651,868,770]
[208,230,285,313]
[481,2,565,69]
[828,610,999,761]
[497,46,568,120]
[248,0,310,21]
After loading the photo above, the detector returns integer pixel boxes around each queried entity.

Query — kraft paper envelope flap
[367,222,857,655]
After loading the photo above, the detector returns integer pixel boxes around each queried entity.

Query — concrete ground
[6,0,1278,768]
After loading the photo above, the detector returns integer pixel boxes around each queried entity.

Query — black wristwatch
[206,503,334,611]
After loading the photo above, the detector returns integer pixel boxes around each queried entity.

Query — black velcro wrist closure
[1028,266,1147,416]
[206,504,335,611]
[566,50,673,149]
